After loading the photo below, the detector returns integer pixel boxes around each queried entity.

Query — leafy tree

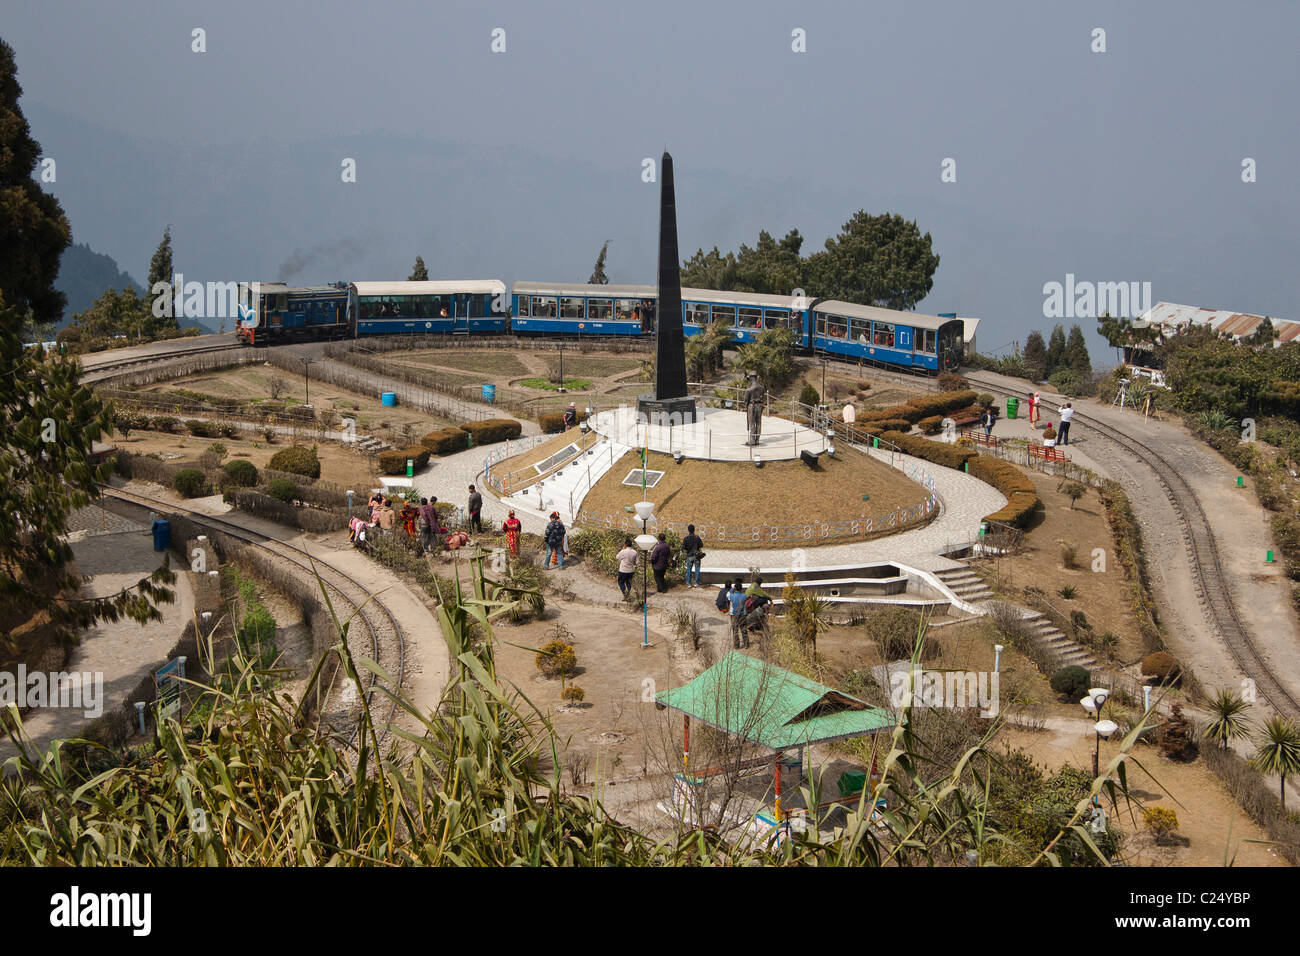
[59,286,154,345]
[731,328,797,388]
[0,38,71,326]
[681,246,740,290]
[0,293,175,651]
[1063,324,1092,378]
[1247,317,1277,348]
[1045,324,1067,376]
[732,229,802,295]
[588,241,609,284]
[804,211,939,310]
[1204,689,1251,749]
[1022,330,1047,380]
[408,256,429,281]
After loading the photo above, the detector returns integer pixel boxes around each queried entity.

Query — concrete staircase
[1021,610,1098,670]
[357,435,391,455]
[506,435,633,522]
[934,567,995,603]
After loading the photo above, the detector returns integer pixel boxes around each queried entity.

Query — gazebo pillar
[682,715,690,772]
[774,756,782,819]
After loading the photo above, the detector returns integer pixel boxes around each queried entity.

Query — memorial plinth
[592,405,825,462]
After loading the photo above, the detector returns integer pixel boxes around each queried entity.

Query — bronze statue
[743,373,765,446]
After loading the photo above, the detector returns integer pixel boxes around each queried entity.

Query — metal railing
[481,433,555,495]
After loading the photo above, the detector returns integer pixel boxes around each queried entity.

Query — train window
[588,298,612,320]
[815,316,826,335]
[849,317,870,343]
[920,329,937,353]
[764,309,791,330]
[276,294,288,311]
[738,307,762,329]
[873,322,895,347]
[685,302,709,325]
[712,305,736,326]
[516,295,530,317]
[826,316,847,339]
[532,296,557,318]
[560,297,584,320]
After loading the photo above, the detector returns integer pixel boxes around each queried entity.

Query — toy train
[235,278,966,374]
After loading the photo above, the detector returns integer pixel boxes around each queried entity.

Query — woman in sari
[503,509,522,557]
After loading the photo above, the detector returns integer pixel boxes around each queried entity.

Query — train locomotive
[237,278,965,374]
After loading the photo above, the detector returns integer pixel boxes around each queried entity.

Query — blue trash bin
[152,519,170,552]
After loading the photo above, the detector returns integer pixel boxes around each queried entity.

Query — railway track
[102,486,408,747]
[964,371,1300,720]
[79,339,248,377]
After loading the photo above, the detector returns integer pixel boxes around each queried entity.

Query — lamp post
[301,357,314,406]
[558,341,565,389]
[994,644,1004,673]
[634,501,656,648]
[1080,688,1115,779]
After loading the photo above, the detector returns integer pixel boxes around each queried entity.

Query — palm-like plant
[1204,689,1251,749]
[1249,715,1300,811]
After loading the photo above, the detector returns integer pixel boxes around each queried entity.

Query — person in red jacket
[503,510,522,557]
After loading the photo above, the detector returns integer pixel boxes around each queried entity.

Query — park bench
[958,427,999,449]
[1028,443,1070,463]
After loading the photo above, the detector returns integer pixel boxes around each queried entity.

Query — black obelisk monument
[638,150,697,426]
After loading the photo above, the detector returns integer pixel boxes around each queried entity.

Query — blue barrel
[151,519,171,552]
[381,392,397,407]
[482,383,496,404]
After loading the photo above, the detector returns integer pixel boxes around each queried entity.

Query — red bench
[958,427,999,448]
[1028,444,1070,462]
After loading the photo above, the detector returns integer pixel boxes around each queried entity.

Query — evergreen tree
[588,241,609,284]
[1046,324,1067,376]
[0,38,71,325]
[408,256,429,281]
[1064,324,1092,377]
[804,211,939,310]
[1022,330,1048,380]
[681,246,739,289]
[145,226,178,336]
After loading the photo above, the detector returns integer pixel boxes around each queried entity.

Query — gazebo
[655,652,895,832]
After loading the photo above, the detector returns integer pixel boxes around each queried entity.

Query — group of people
[1028,393,1074,446]
[716,577,771,648]
[612,524,706,596]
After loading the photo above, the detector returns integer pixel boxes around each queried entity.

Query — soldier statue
[743,372,766,446]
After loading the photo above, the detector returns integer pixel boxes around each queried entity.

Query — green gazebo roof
[655,652,894,750]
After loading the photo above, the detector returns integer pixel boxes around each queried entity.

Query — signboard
[155,657,186,721]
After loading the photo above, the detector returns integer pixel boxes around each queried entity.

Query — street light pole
[634,501,656,648]
[302,357,314,406]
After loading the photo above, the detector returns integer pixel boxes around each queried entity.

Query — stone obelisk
[638,150,697,426]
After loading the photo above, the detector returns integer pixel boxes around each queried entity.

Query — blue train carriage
[809,300,964,373]
[349,279,509,336]
[510,282,657,336]
[680,287,806,343]
[236,282,349,346]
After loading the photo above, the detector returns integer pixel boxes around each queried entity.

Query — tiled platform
[589,405,826,462]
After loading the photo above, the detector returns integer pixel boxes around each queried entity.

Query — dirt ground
[972,470,1147,665]
[142,364,458,440]
[579,446,932,541]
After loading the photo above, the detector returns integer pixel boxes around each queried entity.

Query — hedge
[378,445,432,475]
[223,458,259,487]
[462,418,523,445]
[420,427,470,455]
[859,418,913,436]
[859,390,979,426]
[266,478,298,503]
[228,488,355,534]
[878,431,978,470]
[968,457,1040,527]
[917,415,944,435]
[539,409,588,434]
[173,468,209,498]
[268,445,321,479]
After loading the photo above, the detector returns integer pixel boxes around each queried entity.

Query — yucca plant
[1250,715,1300,811]
[1204,688,1251,749]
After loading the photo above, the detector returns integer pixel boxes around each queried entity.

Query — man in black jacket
[467,484,483,533]
[682,524,704,588]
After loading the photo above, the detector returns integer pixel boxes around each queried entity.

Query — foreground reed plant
[0,550,1157,866]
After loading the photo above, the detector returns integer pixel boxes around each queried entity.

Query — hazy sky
[5,0,1298,359]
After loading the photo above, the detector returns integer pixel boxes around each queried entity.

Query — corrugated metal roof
[1137,301,1297,346]
[655,652,893,750]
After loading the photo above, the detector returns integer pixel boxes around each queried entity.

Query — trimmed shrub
[223,458,258,487]
[860,418,914,436]
[462,418,523,446]
[937,372,967,392]
[419,427,470,455]
[968,457,1040,528]
[268,445,321,479]
[917,415,944,435]
[539,409,589,434]
[561,685,586,704]
[535,639,577,679]
[878,431,978,470]
[1050,665,1091,700]
[1141,650,1180,684]
[378,445,433,476]
[976,393,995,408]
[172,468,208,498]
[266,478,298,503]
[798,382,820,407]
[184,419,218,437]
[152,416,179,433]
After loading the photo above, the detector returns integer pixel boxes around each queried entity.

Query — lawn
[398,350,533,378]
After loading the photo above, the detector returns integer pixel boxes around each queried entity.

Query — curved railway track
[965,372,1300,720]
[102,486,407,747]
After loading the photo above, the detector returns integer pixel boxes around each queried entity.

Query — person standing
[980,406,995,440]
[377,498,396,535]
[728,577,749,648]
[649,533,671,592]
[417,496,436,552]
[467,484,483,533]
[543,511,566,569]
[1029,392,1040,427]
[681,524,704,588]
[503,509,522,557]
[1059,403,1074,445]
[563,402,578,430]
[616,537,638,597]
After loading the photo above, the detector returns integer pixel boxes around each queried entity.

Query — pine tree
[0,38,71,325]
[145,226,177,335]
[1046,324,1067,376]
[589,241,609,284]
[408,256,429,281]
[1064,324,1092,377]
[1022,330,1048,380]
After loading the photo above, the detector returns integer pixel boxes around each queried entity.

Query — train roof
[681,287,798,309]
[813,299,959,332]
[512,281,658,298]
[351,280,506,296]
[252,283,345,295]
